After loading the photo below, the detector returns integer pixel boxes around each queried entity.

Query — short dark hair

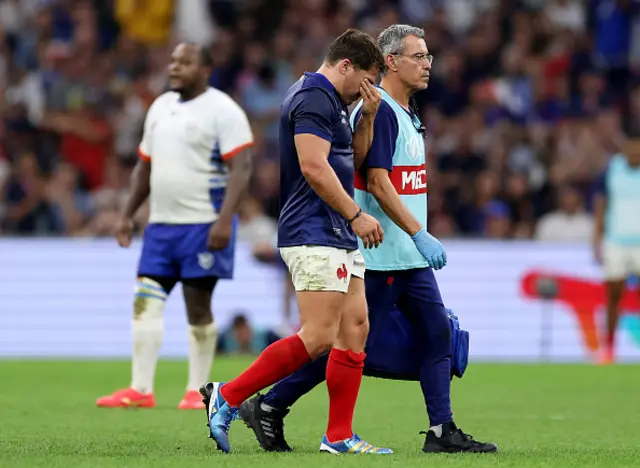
[182,42,213,67]
[325,28,385,72]
[198,44,213,67]
[232,314,248,328]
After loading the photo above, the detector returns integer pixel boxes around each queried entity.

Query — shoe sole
[319,442,340,454]
[121,399,155,408]
[96,400,155,408]
[178,404,205,409]
[423,444,499,453]
[199,383,231,453]
[319,443,393,455]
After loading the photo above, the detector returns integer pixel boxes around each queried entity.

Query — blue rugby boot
[199,382,238,453]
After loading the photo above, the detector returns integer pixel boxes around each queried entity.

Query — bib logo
[405,135,423,161]
[389,164,428,195]
[402,169,427,192]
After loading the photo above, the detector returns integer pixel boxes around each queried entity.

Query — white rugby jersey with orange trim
[138,88,253,224]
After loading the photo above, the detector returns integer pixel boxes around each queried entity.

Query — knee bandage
[133,277,167,325]
[131,277,166,393]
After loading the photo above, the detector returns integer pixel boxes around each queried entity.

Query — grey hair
[378,24,425,74]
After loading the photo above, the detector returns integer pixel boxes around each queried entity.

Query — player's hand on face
[360,78,381,117]
[207,219,233,250]
[351,212,384,249]
[115,217,134,248]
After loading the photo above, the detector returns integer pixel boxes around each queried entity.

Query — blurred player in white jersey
[96,43,253,409]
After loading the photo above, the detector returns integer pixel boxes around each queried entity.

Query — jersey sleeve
[353,101,398,171]
[138,101,156,161]
[291,88,334,143]
[217,98,254,160]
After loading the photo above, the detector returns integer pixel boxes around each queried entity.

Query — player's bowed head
[317,28,385,106]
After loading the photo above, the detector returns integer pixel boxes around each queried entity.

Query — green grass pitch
[1,358,639,467]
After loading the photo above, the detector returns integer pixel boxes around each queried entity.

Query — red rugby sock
[221,334,310,408]
[325,348,366,443]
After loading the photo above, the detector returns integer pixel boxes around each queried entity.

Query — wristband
[348,208,362,224]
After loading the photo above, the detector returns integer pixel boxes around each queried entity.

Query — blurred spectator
[114,0,174,46]
[173,0,216,44]
[484,200,514,239]
[2,150,58,234]
[545,0,586,33]
[535,184,594,241]
[45,161,93,234]
[41,97,113,191]
[241,61,291,145]
[0,0,638,241]
[217,313,281,355]
[237,196,277,245]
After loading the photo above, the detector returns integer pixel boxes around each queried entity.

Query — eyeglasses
[392,53,433,65]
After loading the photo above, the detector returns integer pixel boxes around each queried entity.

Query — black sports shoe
[238,394,293,452]
[199,383,215,441]
[421,422,498,453]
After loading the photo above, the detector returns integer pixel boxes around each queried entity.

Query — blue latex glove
[411,228,447,270]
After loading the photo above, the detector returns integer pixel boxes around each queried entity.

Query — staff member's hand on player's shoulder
[360,78,381,117]
[115,217,135,248]
[350,209,384,249]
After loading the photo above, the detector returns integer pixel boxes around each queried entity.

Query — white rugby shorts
[280,246,365,293]
[603,242,640,281]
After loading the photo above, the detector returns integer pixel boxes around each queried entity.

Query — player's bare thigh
[296,290,344,358]
[280,246,350,358]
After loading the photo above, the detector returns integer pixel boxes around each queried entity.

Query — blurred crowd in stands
[1,0,639,243]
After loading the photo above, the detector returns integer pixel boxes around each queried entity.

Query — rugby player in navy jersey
[238,25,498,455]
[200,29,392,455]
